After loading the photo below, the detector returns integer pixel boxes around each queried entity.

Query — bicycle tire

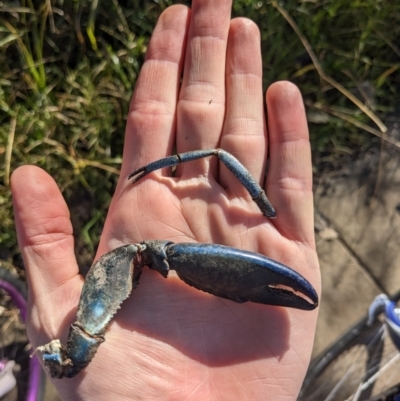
[298,291,400,401]
[0,267,45,401]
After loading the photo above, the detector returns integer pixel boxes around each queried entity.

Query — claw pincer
[36,149,319,378]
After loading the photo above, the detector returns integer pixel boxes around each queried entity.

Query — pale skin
[11,1,320,400]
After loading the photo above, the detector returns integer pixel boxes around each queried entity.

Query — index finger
[120,5,190,179]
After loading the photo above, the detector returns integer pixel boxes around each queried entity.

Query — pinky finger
[266,82,315,247]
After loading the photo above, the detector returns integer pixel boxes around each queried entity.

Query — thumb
[11,166,82,344]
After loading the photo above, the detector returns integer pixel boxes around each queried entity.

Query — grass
[0,0,399,273]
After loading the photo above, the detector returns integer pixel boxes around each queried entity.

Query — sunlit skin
[11,1,320,400]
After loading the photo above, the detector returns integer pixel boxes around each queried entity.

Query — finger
[266,82,315,247]
[11,166,81,327]
[219,18,266,197]
[120,5,190,179]
[176,0,232,177]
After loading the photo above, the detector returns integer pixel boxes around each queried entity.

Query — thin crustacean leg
[128,149,276,218]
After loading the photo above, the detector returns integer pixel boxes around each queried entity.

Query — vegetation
[0,0,398,271]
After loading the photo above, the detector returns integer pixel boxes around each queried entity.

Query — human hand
[11,1,320,400]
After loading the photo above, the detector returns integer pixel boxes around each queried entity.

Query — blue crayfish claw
[144,242,318,311]
[37,240,318,379]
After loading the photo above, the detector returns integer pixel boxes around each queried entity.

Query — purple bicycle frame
[0,277,41,401]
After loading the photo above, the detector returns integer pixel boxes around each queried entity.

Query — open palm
[12,1,320,400]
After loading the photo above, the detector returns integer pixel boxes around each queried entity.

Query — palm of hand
[87,164,316,400]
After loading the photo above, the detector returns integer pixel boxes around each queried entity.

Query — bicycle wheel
[0,267,45,401]
[298,292,400,401]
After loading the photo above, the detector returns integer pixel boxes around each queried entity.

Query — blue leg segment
[36,244,143,378]
[128,149,276,218]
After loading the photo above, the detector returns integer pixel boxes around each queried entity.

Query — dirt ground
[313,120,400,356]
